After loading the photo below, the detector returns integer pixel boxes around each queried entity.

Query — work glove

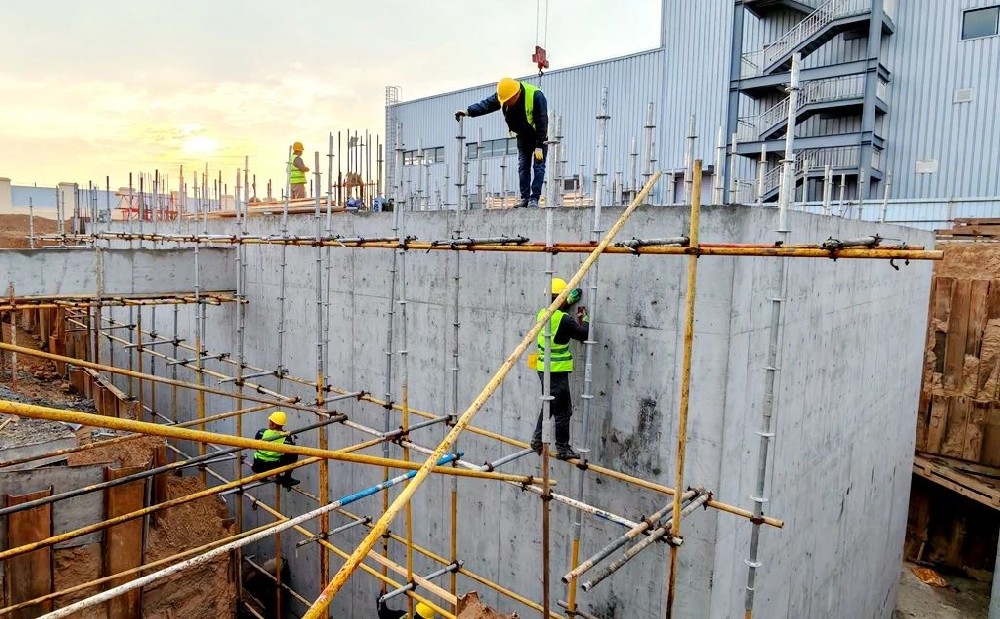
[576,305,589,324]
[454,109,468,122]
[566,287,582,306]
[534,148,544,162]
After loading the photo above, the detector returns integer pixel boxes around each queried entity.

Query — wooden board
[926,394,950,454]
[942,396,970,458]
[103,465,146,619]
[4,488,54,618]
[942,279,972,392]
[913,454,1000,511]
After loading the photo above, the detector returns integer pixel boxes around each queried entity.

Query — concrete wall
[0,247,234,297]
[89,205,931,618]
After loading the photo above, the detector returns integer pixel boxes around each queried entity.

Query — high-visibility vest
[522,83,539,129]
[254,429,287,462]
[535,309,572,372]
[289,154,306,185]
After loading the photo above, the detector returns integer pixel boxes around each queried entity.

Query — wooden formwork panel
[3,488,54,618]
[103,465,146,619]
[919,275,1000,466]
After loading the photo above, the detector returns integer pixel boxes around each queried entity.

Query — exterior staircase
[736,73,886,143]
[755,145,882,202]
[741,0,876,78]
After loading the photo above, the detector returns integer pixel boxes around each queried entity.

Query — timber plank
[982,405,1000,468]
[965,400,990,462]
[943,396,971,458]
[933,278,954,377]
[943,280,972,392]
[4,488,53,619]
[927,395,950,453]
[103,465,146,619]
[913,454,1000,511]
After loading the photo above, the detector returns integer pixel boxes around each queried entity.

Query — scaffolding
[0,96,943,619]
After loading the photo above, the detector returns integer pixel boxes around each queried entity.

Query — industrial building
[389,0,1000,224]
[0,1,998,618]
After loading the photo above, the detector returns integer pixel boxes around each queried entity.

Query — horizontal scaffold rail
[47,232,941,261]
[0,291,240,311]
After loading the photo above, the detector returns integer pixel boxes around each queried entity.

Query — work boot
[515,199,529,208]
[279,476,301,489]
[530,440,542,455]
[556,445,580,460]
[527,199,539,208]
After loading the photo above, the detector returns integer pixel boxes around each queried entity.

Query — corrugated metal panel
[882,0,1000,199]
[392,48,667,206]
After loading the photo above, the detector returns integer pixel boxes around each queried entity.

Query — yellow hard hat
[496,77,520,104]
[551,277,567,295]
[268,411,287,426]
[415,602,435,619]
[292,141,304,152]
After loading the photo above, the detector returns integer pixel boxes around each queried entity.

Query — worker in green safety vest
[530,277,587,460]
[455,77,549,208]
[251,410,300,489]
[289,141,309,200]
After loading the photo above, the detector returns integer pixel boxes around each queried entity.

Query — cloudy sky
[0,0,661,190]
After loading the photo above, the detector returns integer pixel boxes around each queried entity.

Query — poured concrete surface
[895,562,990,619]
[89,206,933,618]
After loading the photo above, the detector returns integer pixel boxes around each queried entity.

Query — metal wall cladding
[882,0,1000,199]
[391,48,667,206]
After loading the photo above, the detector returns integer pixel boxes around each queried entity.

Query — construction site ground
[895,561,990,618]
[0,303,236,617]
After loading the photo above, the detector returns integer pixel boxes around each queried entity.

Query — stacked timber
[917,245,1000,466]
[936,218,1000,240]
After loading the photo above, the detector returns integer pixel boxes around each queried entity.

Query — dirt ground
[894,561,991,619]
[1,313,237,617]
[0,213,62,248]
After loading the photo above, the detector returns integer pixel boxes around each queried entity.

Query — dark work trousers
[532,370,572,447]
[251,453,298,479]
[517,141,548,201]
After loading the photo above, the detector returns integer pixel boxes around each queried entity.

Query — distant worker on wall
[530,277,587,460]
[289,141,310,199]
[251,411,301,488]
[376,592,436,619]
[455,77,548,208]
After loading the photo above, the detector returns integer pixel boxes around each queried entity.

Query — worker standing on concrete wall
[530,277,586,459]
[455,77,548,208]
[289,141,309,199]
[376,593,436,619]
[251,411,301,488]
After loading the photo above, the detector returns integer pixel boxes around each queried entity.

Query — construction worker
[251,411,301,489]
[455,77,548,208]
[289,141,309,199]
[376,593,436,619]
[531,277,586,460]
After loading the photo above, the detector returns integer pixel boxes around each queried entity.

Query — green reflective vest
[289,153,306,186]
[522,83,539,129]
[536,309,572,372]
[255,428,287,462]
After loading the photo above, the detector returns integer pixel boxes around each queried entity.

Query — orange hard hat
[292,141,304,152]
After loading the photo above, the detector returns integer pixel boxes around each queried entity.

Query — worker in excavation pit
[289,141,310,199]
[455,77,548,208]
[251,411,301,489]
[530,277,587,460]
[376,593,436,619]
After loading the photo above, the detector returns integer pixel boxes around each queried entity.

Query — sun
[182,135,219,156]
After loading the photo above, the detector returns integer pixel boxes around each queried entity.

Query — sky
[0,0,661,191]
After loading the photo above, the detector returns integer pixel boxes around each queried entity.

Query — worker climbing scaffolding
[251,410,301,488]
[530,277,586,460]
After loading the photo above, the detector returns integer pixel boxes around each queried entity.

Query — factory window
[466,138,517,160]
[962,6,999,40]
[403,146,445,166]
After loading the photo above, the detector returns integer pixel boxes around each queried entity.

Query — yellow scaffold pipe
[0,400,551,486]
[301,171,664,618]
